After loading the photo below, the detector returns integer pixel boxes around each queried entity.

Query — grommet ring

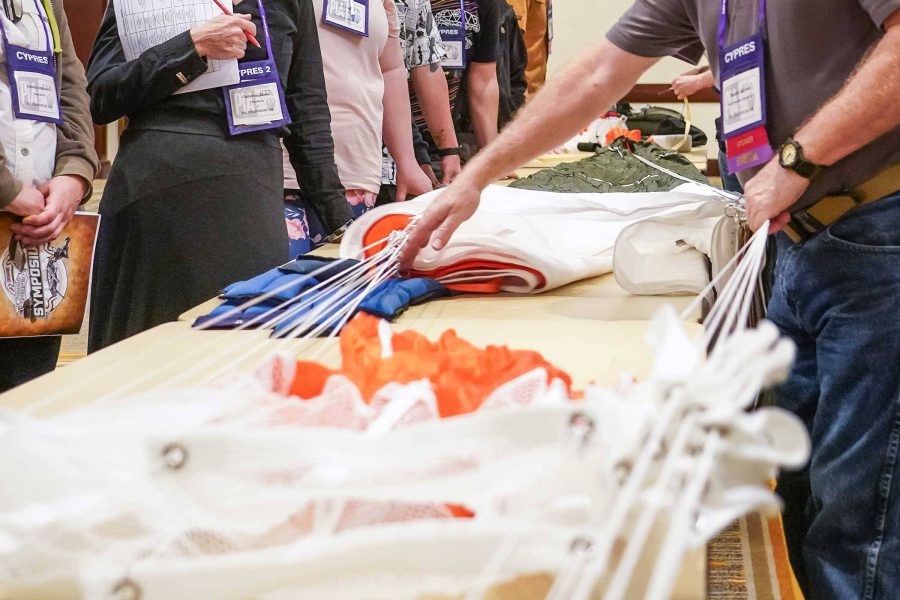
[161,442,189,471]
[569,411,595,446]
[111,578,142,600]
[569,536,596,555]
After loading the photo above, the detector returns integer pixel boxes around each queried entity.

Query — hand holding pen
[190,2,261,60]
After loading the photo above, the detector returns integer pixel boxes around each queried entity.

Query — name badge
[0,10,63,125]
[13,69,60,121]
[437,0,466,69]
[322,0,369,37]
[224,60,291,135]
[717,0,772,173]
[222,0,292,135]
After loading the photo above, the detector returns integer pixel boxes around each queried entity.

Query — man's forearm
[411,65,459,150]
[795,11,900,167]
[467,72,500,148]
[458,39,657,189]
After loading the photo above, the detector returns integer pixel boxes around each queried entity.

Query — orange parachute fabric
[289,314,572,417]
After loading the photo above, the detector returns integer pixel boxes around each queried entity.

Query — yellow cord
[41,0,62,54]
[682,97,692,140]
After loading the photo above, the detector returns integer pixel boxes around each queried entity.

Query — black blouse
[86,0,352,230]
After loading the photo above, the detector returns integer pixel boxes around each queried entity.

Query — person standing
[0,0,99,391]
[380,0,462,202]
[87,0,350,350]
[403,3,900,597]
[282,0,432,257]
[411,0,502,160]
[506,0,550,97]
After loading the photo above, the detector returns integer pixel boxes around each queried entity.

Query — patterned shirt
[383,0,448,184]
[410,0,500,129]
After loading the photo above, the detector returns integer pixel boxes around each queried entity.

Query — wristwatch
[778,138,825,180]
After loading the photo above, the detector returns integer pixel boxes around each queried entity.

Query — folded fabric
[194,271,449,335]
[221,257,361,302]
[341,183,727,294]
[509,139,708,194]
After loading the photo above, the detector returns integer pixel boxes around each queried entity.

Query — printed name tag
[229,82,284,126]
[0,3,64,126]
[436,0,466,69]
[721,66,762,135]
[13,70,59,120]
[222,1,291,135]
[323,0,369,36]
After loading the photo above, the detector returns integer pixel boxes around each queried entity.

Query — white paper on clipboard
[113,0,240,94]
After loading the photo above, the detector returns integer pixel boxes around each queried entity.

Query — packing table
[0,150,800,600]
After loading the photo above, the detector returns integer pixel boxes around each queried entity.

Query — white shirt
[0,1,57,188]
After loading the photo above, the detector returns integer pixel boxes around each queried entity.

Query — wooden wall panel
[62,0,110,174]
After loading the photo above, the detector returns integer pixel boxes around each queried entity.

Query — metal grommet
[111,578,142,600]
[613,460,632,485]
[568,411,595,445]
[161,442,189,471]
[569,536,596,555]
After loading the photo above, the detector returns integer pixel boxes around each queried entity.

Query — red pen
[211,0,262,48]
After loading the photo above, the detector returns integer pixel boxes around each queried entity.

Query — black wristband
[437,146,462,157]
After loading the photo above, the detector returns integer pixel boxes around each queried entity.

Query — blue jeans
[718,149,744,194]
[769,191,900,599]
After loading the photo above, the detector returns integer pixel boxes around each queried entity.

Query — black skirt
[88,128,289,352]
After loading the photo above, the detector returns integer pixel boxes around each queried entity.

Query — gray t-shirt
[607,0,900,210]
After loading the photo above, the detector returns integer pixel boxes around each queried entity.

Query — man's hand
[440,155,462,186]
[5,185,45,217]
[11,176,85,246]
[670,69,715,101]
[743,157,809,232]
[396,162,433,202]
[191,14,255,60]
[398,178,481,272]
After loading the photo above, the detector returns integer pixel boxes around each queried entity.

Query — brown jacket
[0,0,100,208]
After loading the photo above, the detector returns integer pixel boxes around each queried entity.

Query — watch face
[781,144,798,166]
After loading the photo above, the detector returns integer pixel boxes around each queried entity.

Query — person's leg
[0,336,62,393]
[782,192,900,599]
[284,190,314,258]
[767,235,819,593]
[717,149,744,194]
[345,189,378,219]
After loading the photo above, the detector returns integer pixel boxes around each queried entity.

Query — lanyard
[254,0,275,60]
[38,0,58,52]
[0,0,53,55]
[717,0,766,50]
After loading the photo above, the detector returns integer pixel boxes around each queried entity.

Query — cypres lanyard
[717,0,766,50]
[717,0,773,173]
[222,0,291,136]
[0,0,63,124]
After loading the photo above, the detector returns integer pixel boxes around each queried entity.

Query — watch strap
[437,146,462,158]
